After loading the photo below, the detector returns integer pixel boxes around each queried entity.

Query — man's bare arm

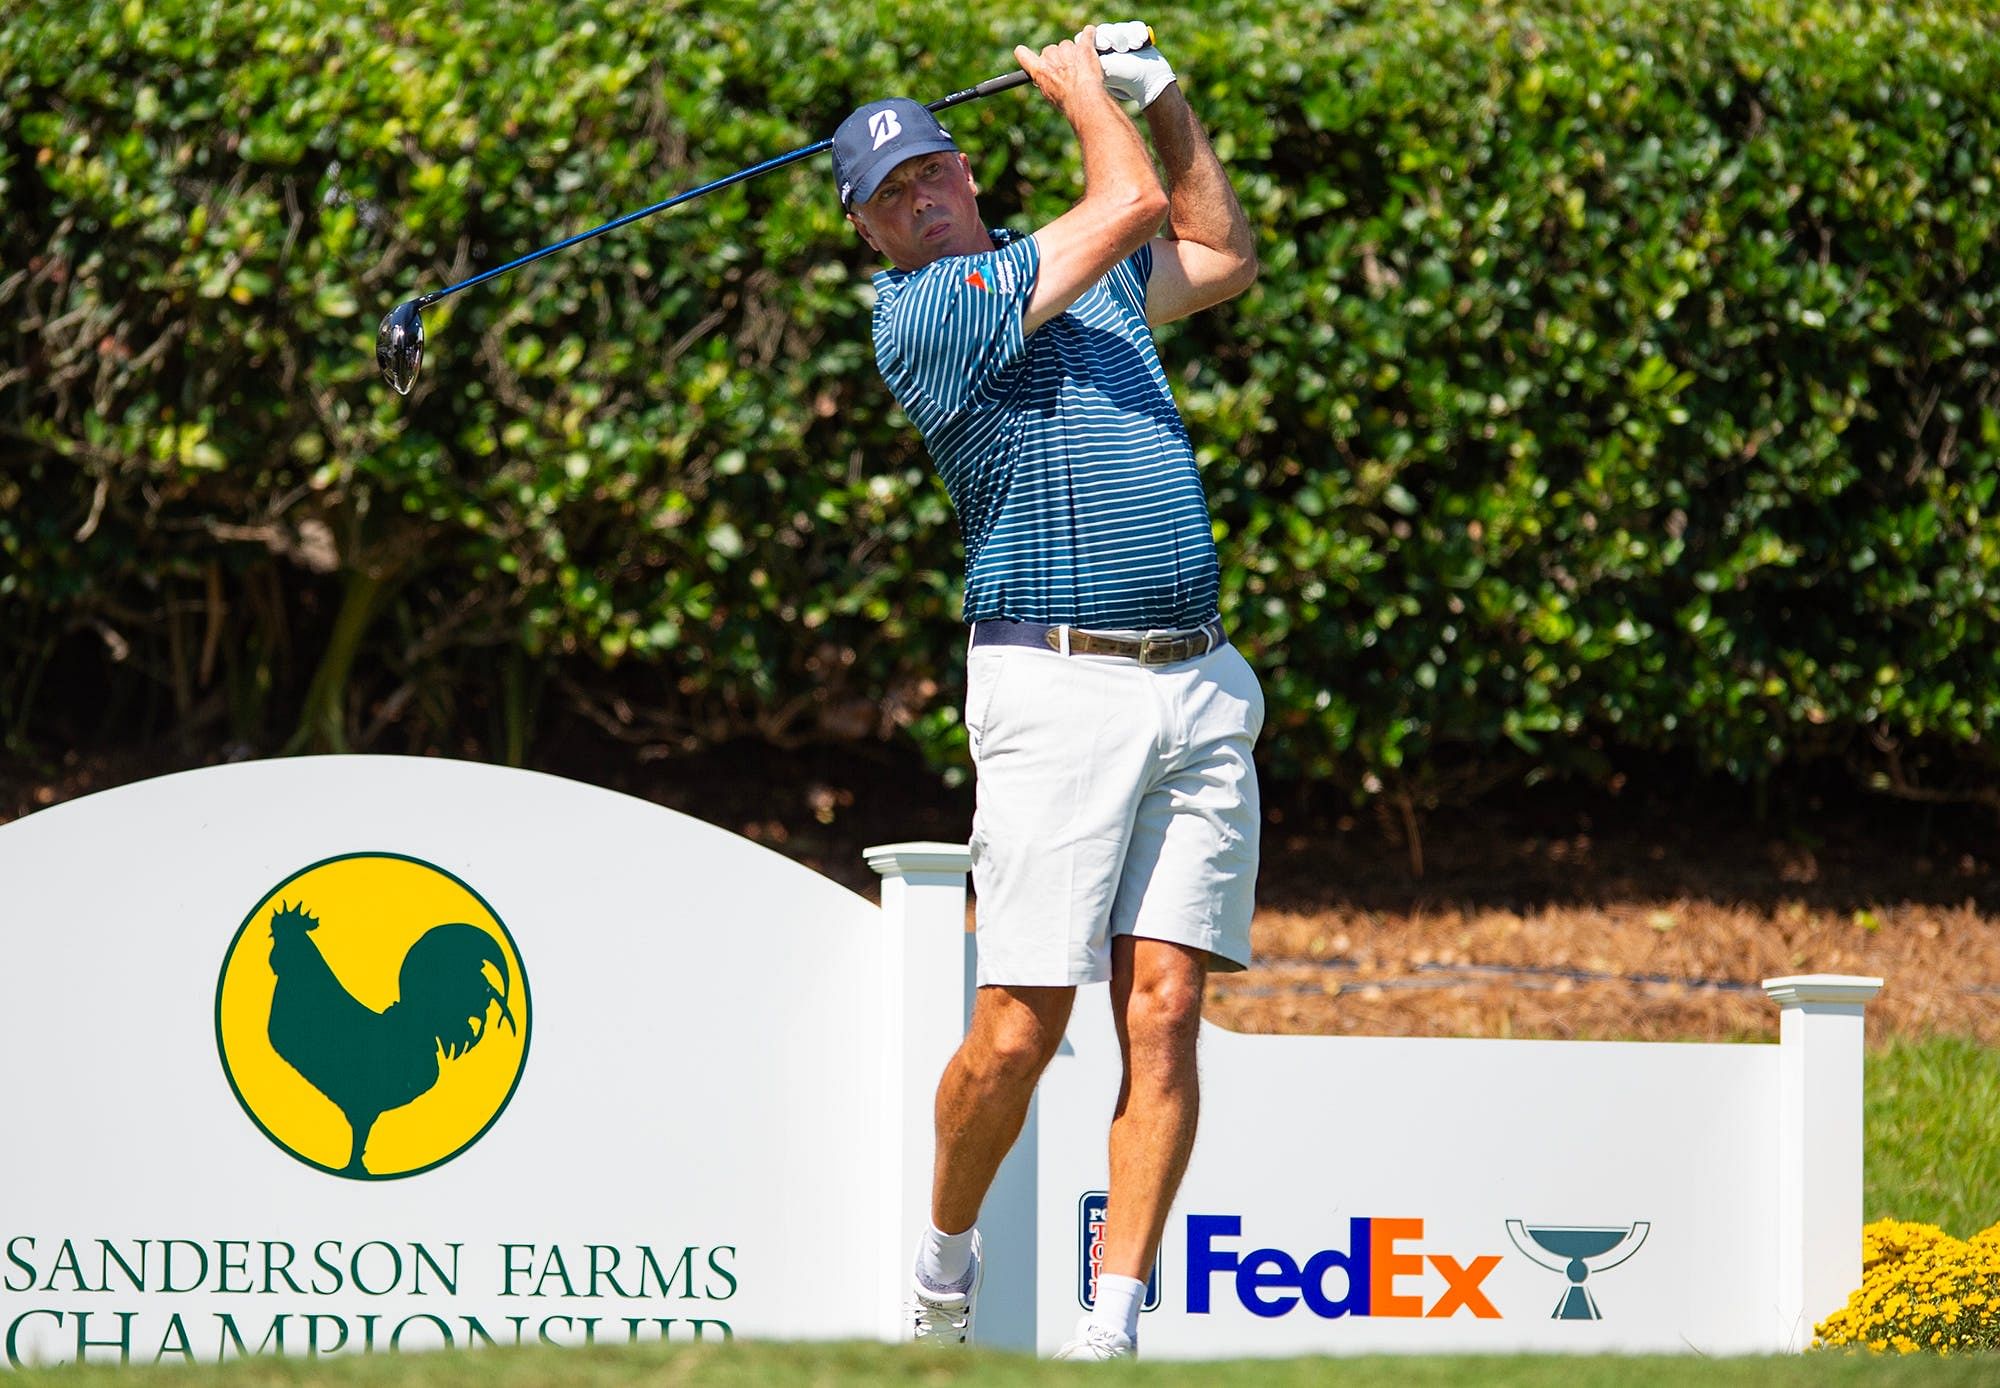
[1141,84,1258,326]
[1015,27,1170,336]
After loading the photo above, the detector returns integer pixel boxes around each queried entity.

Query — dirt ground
[6,741,1996,1046]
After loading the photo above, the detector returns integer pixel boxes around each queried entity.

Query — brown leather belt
[970,618,1226,666]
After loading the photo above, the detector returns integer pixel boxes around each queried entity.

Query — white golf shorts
[963,637,1264,987]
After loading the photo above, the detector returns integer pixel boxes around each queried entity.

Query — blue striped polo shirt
[870,229,1220,629]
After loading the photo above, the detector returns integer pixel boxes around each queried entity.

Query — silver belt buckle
[1138,634,1175,666]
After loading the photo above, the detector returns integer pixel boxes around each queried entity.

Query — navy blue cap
[833,98,960,210]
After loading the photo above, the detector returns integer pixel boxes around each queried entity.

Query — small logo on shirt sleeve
[965,262,1018,295]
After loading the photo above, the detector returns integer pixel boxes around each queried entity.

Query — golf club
[377,68,1050,395]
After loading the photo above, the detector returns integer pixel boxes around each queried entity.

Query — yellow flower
[1817,1221,2000,1355]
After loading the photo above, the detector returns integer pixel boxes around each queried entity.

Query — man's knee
[962,1020,1060,1089]
[1125,971,1205,1054]
[963,990,1070,1085]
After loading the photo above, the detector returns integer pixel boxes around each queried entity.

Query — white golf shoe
[908,1233,983,1346]
[1054,1314,1135,1360]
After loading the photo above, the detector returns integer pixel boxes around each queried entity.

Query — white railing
[868,843,1881,1358]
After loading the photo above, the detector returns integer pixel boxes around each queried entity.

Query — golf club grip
[929,69,1033,112]
[930,27,1157,112]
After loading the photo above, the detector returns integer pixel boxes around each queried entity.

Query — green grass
[1867,1034,2000,1237]
[8,1342,2000,1388]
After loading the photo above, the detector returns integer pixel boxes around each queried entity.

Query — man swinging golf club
[836,21,1262,1360]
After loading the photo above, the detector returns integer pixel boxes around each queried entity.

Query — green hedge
[2,0,1997,807]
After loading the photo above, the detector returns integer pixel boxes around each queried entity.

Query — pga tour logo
[1077,1193,1160,1312]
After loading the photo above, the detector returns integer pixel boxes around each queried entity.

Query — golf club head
[376,300,425,395]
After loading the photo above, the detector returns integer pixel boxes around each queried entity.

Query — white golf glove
[1095,20,1177,108]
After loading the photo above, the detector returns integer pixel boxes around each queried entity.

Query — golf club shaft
[415,70,1033,312]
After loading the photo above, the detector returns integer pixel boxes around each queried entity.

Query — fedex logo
[1187,1216,1502,1320]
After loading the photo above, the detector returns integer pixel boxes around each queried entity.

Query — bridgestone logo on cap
[869,110,903,149]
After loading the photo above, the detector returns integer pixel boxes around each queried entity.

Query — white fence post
[1763,973,1883,1351]
[867,841,974,1341]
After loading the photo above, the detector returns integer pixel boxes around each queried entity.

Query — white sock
[1092,1273,1146,1343]
[916,1223,976,1291]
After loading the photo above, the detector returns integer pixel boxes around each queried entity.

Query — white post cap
[864,841,973,877]
[1761,975,1884,1007]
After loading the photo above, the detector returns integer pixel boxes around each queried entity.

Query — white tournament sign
[0,756,959,1367]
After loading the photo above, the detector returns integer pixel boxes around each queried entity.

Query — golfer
[835,21,1261,1359]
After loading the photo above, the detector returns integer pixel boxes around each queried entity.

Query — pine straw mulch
[1209,799,2000,1046]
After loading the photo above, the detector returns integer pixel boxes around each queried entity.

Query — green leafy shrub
[2,0,1996,806]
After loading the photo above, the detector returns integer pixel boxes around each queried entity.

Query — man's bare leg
[931,983,1076,1232]
[1100,935,1208,1279]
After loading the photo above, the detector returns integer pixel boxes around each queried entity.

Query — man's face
[848,152,986,271]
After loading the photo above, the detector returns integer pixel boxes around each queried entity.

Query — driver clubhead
[376,300,425,395]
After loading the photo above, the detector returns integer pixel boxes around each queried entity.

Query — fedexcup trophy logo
[215,853,531,1180]
[1505,1221,1650,1320]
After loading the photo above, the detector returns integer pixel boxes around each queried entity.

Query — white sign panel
[990,976,1879,1358]
[1033,997,1782,1356]
[0,757,895,1367]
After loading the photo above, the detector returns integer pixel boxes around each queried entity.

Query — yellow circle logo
[215,854,530,1180]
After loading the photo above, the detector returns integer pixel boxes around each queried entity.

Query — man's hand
[1095,21,1177,109]
[1013,26,1114,115]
